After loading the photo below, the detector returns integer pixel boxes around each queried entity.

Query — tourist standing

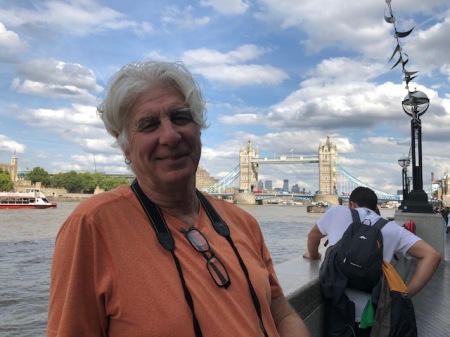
[46,61,310,337]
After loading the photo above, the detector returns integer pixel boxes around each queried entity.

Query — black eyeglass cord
[130,179,269,337]
[196,191,269,337]
[130,180,203,337]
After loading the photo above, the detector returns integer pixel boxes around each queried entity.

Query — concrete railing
[275,256,324,337]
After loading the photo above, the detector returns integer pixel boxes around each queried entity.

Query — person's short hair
[349,186,378,211]
[97,61,208,151]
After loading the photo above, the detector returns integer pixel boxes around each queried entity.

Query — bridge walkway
[412,233,450,336]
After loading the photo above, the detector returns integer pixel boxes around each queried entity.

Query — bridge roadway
[251,155,318,164]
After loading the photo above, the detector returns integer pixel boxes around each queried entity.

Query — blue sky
[0,0,449,194]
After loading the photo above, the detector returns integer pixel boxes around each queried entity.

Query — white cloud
[182,45,288,86]
[0,22,25,50]
[193,64,288,86]
[161,5,210,29]
[17,59,101,91]
[11,59,102,103]
[0,135,25,154]
[200,0,250,15]
[183,45,269,65]
[0,0,153,36]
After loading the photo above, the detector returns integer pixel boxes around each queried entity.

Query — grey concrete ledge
[275,256,324,337]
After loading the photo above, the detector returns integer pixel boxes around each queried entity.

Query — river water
[0,201,396,337]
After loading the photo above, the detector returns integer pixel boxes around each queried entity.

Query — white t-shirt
[317,205,420,321]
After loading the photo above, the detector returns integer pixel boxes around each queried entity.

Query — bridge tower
[316,136,339,205]
[0,153,18,182]
[239,140,259,192]
[10,154,18,182]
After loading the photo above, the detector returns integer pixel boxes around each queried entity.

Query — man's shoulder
[326,205,350,214]
[203,192,255,219]
[73,185,133,214]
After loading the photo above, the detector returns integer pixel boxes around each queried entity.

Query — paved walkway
[412,233,450,336]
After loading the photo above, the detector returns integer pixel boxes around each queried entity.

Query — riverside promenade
[412,232,450,336]
[276,229,450,337]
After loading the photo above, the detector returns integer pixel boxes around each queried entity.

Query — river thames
[0,201,396,337]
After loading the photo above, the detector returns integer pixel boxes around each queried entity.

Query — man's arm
[270,293,311,337]
[405,239,441,296]
[303,224,325,260]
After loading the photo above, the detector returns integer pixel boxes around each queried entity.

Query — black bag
[336,208,389,293]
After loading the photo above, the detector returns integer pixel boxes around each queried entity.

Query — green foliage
[50,172,66,188]
[21,167,132,194]
[0,169,14,191]
[27,167,51,186]
[62,171,84,193]
[80,172,97,193]
[99,176,130,191]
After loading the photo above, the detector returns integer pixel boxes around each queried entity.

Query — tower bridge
[238,136,338,204]
[207,136,401,203]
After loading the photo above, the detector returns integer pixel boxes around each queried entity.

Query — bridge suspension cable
[337,164,400,200]
[205,165,240,193]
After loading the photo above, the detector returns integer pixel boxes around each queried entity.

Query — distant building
[292,184,300,193]
[257,180,264,190]
[282,179,289,192]
[265,180,273,190]
[0,155,18,182]
[196,166,218,191]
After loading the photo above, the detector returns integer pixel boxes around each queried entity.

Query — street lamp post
[401,90,433,213]
[398,156,410,209]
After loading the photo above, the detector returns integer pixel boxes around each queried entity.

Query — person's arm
[303,224,325,260]
[405,239,441,296]
[270,293,311,337]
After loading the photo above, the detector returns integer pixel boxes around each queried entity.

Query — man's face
[124,84,201,188]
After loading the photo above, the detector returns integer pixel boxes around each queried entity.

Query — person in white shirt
[303,186,441,336]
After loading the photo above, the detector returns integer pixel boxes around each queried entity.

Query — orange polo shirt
[47,186,283,337]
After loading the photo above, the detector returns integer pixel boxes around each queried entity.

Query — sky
[0,0,450,195]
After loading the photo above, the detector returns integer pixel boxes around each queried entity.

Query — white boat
[0,188,57,209]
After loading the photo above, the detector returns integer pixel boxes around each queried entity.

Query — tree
[62,171,84,193]
[27,167,51,186]
[50,172,65,188]
[99,176,130,191]
[0,169,14,191]
[80,172,97,193]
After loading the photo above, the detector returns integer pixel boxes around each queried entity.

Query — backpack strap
[373,217,389,231]
[349,208,361,223]
[349,207,389,231]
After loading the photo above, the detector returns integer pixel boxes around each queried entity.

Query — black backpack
[336,208,389,293]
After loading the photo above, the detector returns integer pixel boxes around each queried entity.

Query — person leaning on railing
[303,186,441,337]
